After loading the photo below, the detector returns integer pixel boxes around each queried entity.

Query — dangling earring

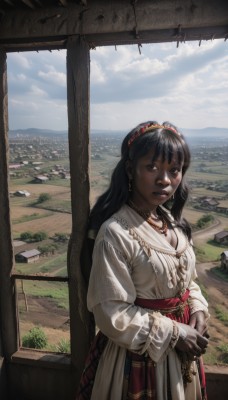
[128,179,132,192]
[172,194,175,201]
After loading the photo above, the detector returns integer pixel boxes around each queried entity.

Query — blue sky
[7,38,228,132]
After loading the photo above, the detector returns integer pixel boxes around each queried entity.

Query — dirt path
[196,261,228,364]
[193,219,222,243]
[193,216,228,358]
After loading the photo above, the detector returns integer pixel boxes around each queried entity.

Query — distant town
[9,128,228,216]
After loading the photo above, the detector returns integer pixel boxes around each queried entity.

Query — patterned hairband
[128,124,179,147]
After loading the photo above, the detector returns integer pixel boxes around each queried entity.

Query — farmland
[9,131,228,359]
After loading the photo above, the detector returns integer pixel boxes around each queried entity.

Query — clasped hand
[176,311,209,359]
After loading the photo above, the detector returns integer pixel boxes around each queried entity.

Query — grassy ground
[194,242,225,262]
[9,150,228,355]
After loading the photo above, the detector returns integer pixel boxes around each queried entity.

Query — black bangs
[129,130,186,167]
[151,133,185,165]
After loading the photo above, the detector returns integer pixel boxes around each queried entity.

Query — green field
[9,139,228,355]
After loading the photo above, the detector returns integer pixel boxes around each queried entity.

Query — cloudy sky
[7,38,228,132]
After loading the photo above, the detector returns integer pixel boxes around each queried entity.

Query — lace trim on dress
[113,213,192,291]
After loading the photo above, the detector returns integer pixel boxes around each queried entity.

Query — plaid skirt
[76,290,207,400]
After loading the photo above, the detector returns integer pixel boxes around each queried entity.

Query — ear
[125,160,133,179]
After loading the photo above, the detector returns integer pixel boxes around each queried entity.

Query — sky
[7,38,228,132]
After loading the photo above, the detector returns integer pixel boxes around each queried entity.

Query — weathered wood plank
[0,0,227,50]
[66,35,91,371]
[0,49,18,358]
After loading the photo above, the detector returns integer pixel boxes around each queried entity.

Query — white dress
[87,205,209,400]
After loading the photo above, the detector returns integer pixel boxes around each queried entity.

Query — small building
[200,197,219,210]
[14,190,30,197]
[34,175,49,183]
[214,231,228,245]
[221,251,228,270]
[15,249,41,263]
[9,163,22,170]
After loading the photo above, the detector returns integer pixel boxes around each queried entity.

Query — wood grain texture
[0,49,18,358]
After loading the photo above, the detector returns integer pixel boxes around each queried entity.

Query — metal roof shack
[214,231,228,243]
[214,231,228,244]
[34,175,49,183]
[15,249,41,263]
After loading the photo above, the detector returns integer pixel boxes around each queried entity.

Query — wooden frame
[0,0,228,51]
[0,0,228,398]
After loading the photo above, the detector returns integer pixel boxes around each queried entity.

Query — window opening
[7,50,71,353]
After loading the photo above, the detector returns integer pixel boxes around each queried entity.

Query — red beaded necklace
[128,200,168,236]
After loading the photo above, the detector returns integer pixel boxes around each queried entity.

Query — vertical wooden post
[0,50,18,360]
[66,36,91,374]
[0,49,18,359]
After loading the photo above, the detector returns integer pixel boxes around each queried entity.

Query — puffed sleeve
[87,236,178,363]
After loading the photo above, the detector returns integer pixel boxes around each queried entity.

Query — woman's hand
[189,310,210,338]
[175,322,209,359]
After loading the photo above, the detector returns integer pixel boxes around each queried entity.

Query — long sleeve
[188,279,209,317]
[87,238,175,363]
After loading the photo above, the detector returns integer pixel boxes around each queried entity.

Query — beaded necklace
[128,200,168,236]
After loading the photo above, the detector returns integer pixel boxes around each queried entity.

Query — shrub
[217,343,228,364]
[38,243,58,255]
[37,193,51,203]
[215,306,228,326]
[20,231,33,241]
[50,339,70,353]
[33,231,48,242]
[53,233,69,243]
[22,326,48,349]
[196,214,214,229]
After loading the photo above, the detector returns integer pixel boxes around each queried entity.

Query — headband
[128,123,179,147]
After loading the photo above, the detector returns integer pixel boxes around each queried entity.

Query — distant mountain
[9,128,67,137]
[182,127,228,138]
[9,127,228,139]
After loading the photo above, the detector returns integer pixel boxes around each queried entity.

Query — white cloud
[90,60,107,83]
[28,85,47,97]
[6,39,228,130]
[8,53,31,69]
[17,73,26,81]
[38,66,66,87]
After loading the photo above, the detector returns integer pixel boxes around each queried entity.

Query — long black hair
[89,121,192,240]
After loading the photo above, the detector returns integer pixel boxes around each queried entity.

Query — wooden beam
[0,49,18,359]
[21,0,36,9]
[3,0,15,6]
[0,0,227,50]
[66,36,91,374]
[58,0,68,6]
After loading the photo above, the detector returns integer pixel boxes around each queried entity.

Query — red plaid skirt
[76,290,207,400]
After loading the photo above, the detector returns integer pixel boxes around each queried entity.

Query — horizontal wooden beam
[12,274,69,282]
[0,0,227,51]
[2,25,228,52]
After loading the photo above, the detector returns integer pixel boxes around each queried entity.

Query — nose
[156,171,171,186]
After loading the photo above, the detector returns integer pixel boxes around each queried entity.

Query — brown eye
[171,167,181,176]
[146,164,157,171]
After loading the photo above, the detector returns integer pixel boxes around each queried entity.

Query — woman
[77,121,209,400]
